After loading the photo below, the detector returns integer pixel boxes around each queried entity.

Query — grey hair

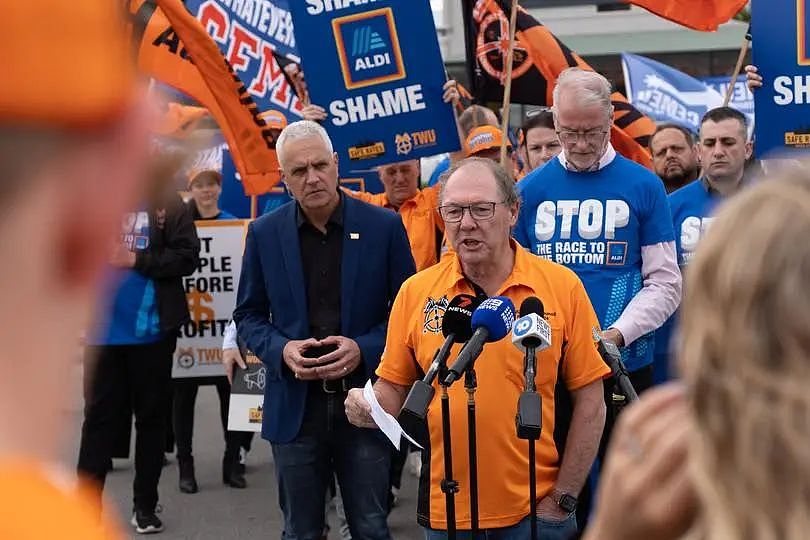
[552,67,613,120]
[276,120,334,170]
[438,157,519,207]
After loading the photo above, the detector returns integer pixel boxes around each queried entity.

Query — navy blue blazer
[233,195,416,443]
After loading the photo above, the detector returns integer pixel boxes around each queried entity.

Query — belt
[321,378,349,394]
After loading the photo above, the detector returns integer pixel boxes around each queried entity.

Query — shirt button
[321,239,327,245]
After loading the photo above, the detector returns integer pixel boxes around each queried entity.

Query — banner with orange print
[463,0,656,168]
[172,220,248,379]
[129,0,280,195]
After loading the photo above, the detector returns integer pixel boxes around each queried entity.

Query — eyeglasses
[556,129,608,145]
[525,107,551,119]
[438,202,502,223]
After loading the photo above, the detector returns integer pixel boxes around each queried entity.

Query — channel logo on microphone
[513,316,534,338]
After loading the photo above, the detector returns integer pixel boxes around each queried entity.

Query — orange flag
[625,0,748,31]
[129,0,279,195]
[464,0,655,169]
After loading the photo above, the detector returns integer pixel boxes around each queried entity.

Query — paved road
[65,382,425,540]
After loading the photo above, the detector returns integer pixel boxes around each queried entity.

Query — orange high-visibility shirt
[0,460,122,539]
[376,244,610,529]
[346,186,444,272]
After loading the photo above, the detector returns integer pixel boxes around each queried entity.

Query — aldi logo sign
[333,8,405,89]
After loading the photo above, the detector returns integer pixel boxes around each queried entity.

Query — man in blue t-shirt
[515,67,682,399]
[657,107,754,381]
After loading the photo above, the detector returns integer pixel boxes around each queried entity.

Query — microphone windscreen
[470,296,516,342]
[442,294,482,342]
[519,296,544,318]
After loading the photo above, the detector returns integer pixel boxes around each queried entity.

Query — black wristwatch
[551,488,578,513]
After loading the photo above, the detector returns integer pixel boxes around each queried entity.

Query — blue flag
[622,52,724,134]
[185,0,304,123]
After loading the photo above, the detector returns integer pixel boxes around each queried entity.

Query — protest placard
[288,0,460,169]
[172,219,248,379]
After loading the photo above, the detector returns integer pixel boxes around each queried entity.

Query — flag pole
[724,24,752,106]
[499,0,520,169]
[250,195,258,219]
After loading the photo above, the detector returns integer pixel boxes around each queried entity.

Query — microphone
[593,328,638,403]
[443,296,516,386]
[513,297,549,440]
[398,295,482,435]
[511,297,552,354]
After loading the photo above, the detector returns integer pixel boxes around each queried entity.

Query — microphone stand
[438,378,458,539]
[464,367,480,534]
[516,343,541,540]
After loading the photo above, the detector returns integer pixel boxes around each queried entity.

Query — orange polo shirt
[345,186,443,272]
[0,460,122,539]
[376,244,610,530]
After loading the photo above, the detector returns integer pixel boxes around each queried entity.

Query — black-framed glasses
[438,202,502,223]
[556,129,609,145]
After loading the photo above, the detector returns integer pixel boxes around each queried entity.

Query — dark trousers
[573,364,654,536]
[271,386,392,540]
[172,377,253,461]
[78,336,175,513]
[599,363,655,461]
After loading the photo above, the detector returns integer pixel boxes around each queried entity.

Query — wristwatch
[550,488,578,513]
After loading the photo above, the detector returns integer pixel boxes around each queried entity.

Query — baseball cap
[0,1,136,128]
[259,110,288,131]
[466,126,512,157]
[187,168,222,189]
[155,104,210,139]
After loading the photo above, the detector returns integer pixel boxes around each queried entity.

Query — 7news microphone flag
[462,0,657,169]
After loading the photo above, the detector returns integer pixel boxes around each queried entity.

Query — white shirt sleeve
[610,241,682,346]
[222,320,238,351]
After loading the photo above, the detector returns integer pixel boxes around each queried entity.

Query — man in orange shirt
[0,1,150,538]
[346,160,443,271]
[346,158,609,537]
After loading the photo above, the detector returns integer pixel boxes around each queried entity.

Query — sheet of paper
[363,379,423,450]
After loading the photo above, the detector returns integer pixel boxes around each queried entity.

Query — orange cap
[466,125,512,157]
[0,1,135,128]
[155,104,210,139]
[187,168,222,189]
[259,109,288,130]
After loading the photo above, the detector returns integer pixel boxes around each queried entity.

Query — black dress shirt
[297,196,343,341]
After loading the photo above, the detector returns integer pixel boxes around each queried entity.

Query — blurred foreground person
[585,170,810,540]
[0,1,151,538]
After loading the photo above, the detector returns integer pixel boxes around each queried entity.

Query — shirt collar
[447,239,535,297]
[296,191,344,228]
[699,170,754,197]
[557,143,617,172]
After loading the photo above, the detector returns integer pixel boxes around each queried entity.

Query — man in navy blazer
[233,121,415,540]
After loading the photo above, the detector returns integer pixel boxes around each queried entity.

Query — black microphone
[398,295,481,436]
[514,297,548,440]
[593,328,638,403]
[443,296,516,386]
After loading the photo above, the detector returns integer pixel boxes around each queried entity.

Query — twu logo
[352,26,387,57]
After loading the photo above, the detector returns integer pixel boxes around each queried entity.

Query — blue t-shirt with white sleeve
[515,154,675,372]
[654,179,721,374]
[89,210,164,346]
